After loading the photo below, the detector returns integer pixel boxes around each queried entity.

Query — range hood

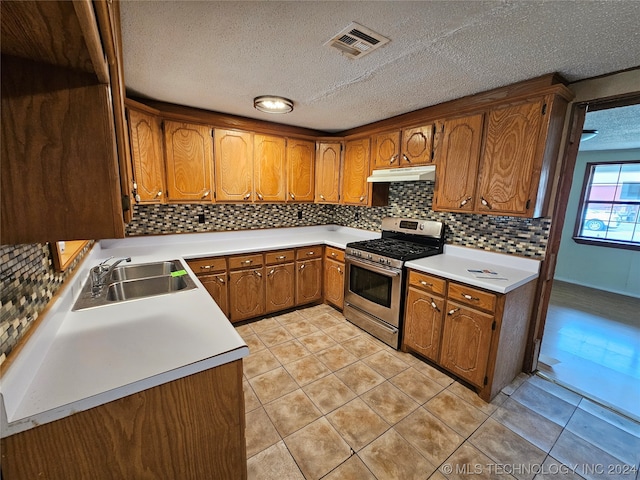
[367,165,436,183]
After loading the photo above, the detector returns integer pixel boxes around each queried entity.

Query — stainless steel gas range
[344,217,446,349]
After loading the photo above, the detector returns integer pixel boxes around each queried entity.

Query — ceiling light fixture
[581,129,599,141]
[253,95,293,114]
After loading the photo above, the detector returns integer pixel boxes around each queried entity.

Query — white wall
[554,148,640,297]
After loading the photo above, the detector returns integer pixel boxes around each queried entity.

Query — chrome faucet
[90,257,131,295]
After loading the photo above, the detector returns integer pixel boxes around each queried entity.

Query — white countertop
[0,225,378,438]
[405,244,540,294]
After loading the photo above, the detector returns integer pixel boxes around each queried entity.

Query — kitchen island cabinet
[1,360,247,480]
[163,120,214,202]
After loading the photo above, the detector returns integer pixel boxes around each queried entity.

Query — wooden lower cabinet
[402,269,536,401]
[323,247,345,310]
[229,267,265,322]
[265,262,295,313]
[1,360,247,480]
[186,257,229,317]
[295,246,323,306]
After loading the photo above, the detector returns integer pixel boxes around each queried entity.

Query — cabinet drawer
[408,270,446,296]
[448,282,496,312]
[187,257,227,274]
[325,246,345,263]
[296,246,322,260]
[228,253,263,270]
[265,249,295,265]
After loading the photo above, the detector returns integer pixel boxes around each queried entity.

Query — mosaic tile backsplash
[1,181,549,362]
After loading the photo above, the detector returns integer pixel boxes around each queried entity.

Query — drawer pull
[331,252,337,257]
[447,308,460,316]
[242,259,253,265]
[307,251,315,256]
[462,293,479,301]
[430,298,440,312]
[255,271,262,278]
[200,265,211,270]
[276,255,286,260]
[218,277,225,284]
[299,264,306,271]
[420,280,433,287]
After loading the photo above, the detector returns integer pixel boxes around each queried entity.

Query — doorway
[536,99,640,421]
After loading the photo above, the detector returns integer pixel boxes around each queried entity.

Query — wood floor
[539,280,640,422]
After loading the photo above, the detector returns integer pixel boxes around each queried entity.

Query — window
[573,161,640,250]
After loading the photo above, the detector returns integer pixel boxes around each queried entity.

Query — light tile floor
[237,304,640,480]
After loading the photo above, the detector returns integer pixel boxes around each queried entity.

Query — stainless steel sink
[109,260,181,281]
[106,275,190,301]
[72,259,197,310]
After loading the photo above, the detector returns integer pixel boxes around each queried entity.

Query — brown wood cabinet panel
[228,253,263,270]
[325,246,345,263]
[229,267,265,322]
[401,124,434,166]
[200,273,229,317]
[1,56,125,243]
[403,286,444,362]
[477,100,545,215]
[265,263,295,313]
[1,360,247,480]
[254,134,286,202]
[296,246,323,260]
[324,257,345,310]
[214,129,253,202]
[342,138,371,205]
[447,282,497,313]
[186,257,227,273]
[287,139,315,202]
[440,301,494,388]
[127,108,166,203]
[296,257,322,305]
[265,250,295,265]
[315,142,341,203]
[372,131,401,169]
[163,121,213,202]
[433,113,484,212]
[407,270,446,297]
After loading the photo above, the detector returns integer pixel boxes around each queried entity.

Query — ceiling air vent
[326,22,390,59]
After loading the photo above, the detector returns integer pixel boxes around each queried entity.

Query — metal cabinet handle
[156,191,163,198]
[331,252,337,257]
[200,265,211,270]
[480,197,492,209]
[255,271,262,278]
[320,194,326,200]
[402,154,410,163]
[459,196,472,207]
[268,268,275,276]
[218,277,225,284]
[242,259,253,264]
[447,308,460,316]
[430,298,441,312]
[420,280,432,287]
[257,192,264,200]
[243,192,251,200]
[276,255,286,260]
[201,190,210,199]
[299,264,306,271]
[307,251,314,256]
[389,155,397,164]
[290,192,295,200]
[338,267,343,274]
[359,196,365,202]
[462,293,480,301]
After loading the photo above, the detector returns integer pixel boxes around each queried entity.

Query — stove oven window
[349,264,393,308]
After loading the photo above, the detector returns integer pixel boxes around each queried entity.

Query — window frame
[572,160,640,251]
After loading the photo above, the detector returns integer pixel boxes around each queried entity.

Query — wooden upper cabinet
[476,99,545,216]
[401,124,434,166]
[127,108,165,203]
[315,142,341,204]
[254,134,286,202]
[372,131,401,169]
[287,139,315,202]
[163,121,213,202]
[433,113,484,212]
[214,129,253,202]
[342,138,371,205]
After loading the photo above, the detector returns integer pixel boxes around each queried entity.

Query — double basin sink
[73,259,197,311]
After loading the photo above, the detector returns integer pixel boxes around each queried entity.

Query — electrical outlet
[355,211,360,221]
[297,211,303,220]
[198,213,205,223]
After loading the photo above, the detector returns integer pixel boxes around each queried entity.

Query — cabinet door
[433,114,484,212]
[323,258,344,310]
[477,100,545,215]
[372,131,400,169]
[163,121,213,202]
[200,273,229,317]
[254,134,286,202]
[287,139,315,202]
[440,301,494,387]
[127,108,165,203]
[214,129,253,202]
[265,263,295,313]
[229,267,264,322]
[296,258,322,305]
[315,142,341,203]
[401,125,434,166]
[342,138,370,205]
[403,287,444,362]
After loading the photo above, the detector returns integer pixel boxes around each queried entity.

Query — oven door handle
[346,258,401,277]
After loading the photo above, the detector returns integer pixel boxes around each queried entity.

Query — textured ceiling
[580,104,640,151]
[120,1,640,134]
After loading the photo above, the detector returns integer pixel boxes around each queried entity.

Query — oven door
[344,256,402,327]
